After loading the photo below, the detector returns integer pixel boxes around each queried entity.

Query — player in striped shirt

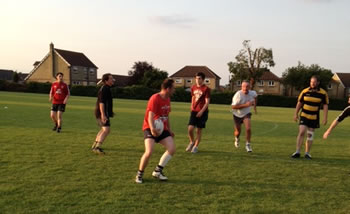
[292,76,329,159]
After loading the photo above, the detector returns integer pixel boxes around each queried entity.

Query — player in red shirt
[135,79,176,184]
[49,72,70,133]
[185,72,211,153]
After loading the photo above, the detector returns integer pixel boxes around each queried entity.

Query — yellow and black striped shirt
[298,87,329,121]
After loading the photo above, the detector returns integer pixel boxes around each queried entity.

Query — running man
[135,79,176,184]
[292,76,328,159]
[231,81,257,152]
[323,96,350,139]
[49,72,70,133]
[92,73,115,154]
[185,72,211,153]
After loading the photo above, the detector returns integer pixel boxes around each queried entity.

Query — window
[205,79,210,84]
[73,81,81,85]
[73,67,78,74]
[258,80,264,86]
[89,68,95,75]
[175,78,182,84]
[268,81,275,86]
[236,80,241,86]
[328,84,332,89]
[186,79,192,83]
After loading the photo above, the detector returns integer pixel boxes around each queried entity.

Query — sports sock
[95,142,102,148]
[296,149,300,154]
[235,137,239,141]
[155,165,164,172]
[158,152,172,168]
[246,142,250,145]
[137,170,144,177]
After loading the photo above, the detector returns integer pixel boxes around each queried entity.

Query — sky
[1,0,349,85]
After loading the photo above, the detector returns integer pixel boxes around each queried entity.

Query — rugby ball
[154,118,164,135]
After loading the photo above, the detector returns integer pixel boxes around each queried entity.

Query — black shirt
[95,85,113,118]
[336,106,350,122]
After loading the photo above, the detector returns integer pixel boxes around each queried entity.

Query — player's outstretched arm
[323,120,339,139]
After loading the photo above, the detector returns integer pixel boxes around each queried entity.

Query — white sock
[158,152,172,167]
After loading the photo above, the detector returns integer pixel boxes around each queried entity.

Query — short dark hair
[196,72,205,79]
[310,75,320,82]
[56,72,63,77]
[102,73,112,83]
[161,78,174,90]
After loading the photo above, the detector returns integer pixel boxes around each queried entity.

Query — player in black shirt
[92,73,115,154]
[323,96,350,139]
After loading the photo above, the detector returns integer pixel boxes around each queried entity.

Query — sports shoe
[291,152,300,158]
[57,127,61,133]
[191,146,198,153]
[234,138,240,148]
[304,153,312,159]
[135,175,143,184]
[245,144,252,152]
[185,143,194,152]
[152,171,168,181]
[52,125,57,131]
[93,147,105,155]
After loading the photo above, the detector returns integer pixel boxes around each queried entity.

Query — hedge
[0,81,348,110]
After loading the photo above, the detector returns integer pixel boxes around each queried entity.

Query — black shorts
[233,113,251,125]
[299,116,319,129]
[143,129,172,143]
[188,110,209,128]
[97,118,111,127]
[51,104,66,112]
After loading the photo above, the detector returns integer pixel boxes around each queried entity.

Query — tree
[228,40,275,89]
[282,62,333,95]
[12,71,19,83]
[128,61,168,89]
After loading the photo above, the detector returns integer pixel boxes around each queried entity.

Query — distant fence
[0,80,348,110]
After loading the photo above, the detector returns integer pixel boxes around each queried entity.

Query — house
[97,74,132,87]
[328,73,350,98]
[0,69,15,81]
[170,66,221,90]
[25,43,98,86]
[231,70,283,95]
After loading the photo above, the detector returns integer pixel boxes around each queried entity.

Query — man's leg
[186,125,195,151]
[136,139,155,183]
[56,111,63,132]
[243,118,252,152]
[234,121,241,148]
[93,126,110,154]
[152,136,175,180]
[292,125,307,158]
[190,128,202,153]
[305,128,314,159]
[50,111,58,130]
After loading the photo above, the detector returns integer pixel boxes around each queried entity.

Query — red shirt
[191,85,210,112]
[142,93,171,131]
[50,82,69,104]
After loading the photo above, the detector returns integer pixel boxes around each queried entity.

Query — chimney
[50,42,55,77]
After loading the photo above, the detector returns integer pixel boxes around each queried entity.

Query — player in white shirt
[231,81,257,152]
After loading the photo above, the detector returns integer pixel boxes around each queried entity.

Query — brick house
[25,43,98,86]
[170,66,221,90]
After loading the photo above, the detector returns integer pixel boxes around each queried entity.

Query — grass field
[0,91,350,214]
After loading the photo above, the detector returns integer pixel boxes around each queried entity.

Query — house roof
[112,74,132,87]
[97,74,132,87]
[55,49,98,69]
[0,69,14,81]
[259,71,281,81]
[336,73,350,88]
[170,66,221,79]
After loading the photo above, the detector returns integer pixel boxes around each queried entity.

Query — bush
[26,82,51,93]
[172,88,191,102]
[70,85,98,97]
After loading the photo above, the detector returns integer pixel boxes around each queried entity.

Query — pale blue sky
[1,0,349,84]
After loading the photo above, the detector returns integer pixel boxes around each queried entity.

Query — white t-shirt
[231,90,257,118]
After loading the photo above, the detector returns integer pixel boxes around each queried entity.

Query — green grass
[0,91,350,214]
